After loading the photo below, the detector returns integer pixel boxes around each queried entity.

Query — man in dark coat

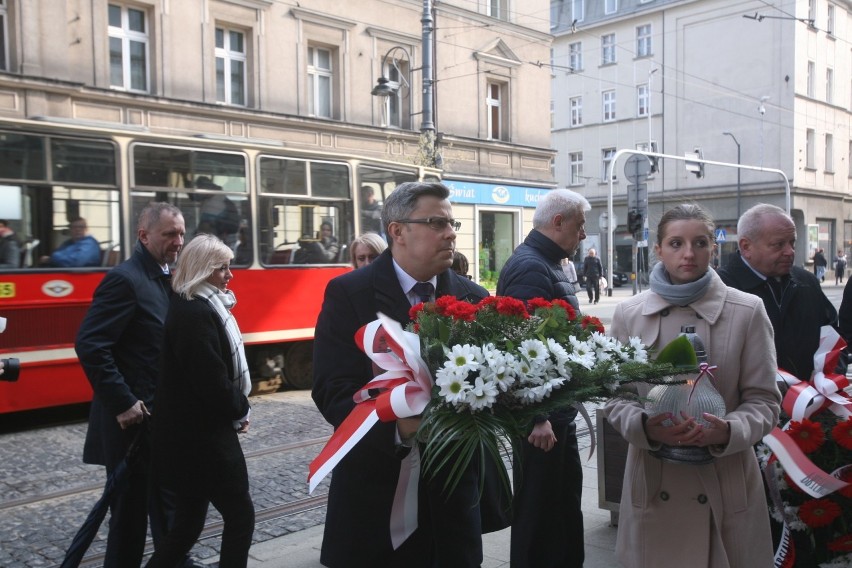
[717,203,837,383]
[312,181,509,567]
[582,248,603,304]
[75,203,186,567]
[497,188,590,568]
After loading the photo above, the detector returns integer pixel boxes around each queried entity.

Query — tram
[0,118,437,414]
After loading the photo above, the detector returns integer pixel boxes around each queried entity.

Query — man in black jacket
[312,181,509,567]
[497,188,590,568]
[75,203,187,567]
[717,203,837,382]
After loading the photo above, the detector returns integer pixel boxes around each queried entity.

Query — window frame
[488,0,509,21]
[570,96,583,127]
[603,89,616,122]
[806,128,816,169]
[569,151,584,186]
[636,24,652,58]
[308,45,334,119]
[637,83,649,117]
[0,0,7,72]
[108,3,150,93]
[826,67,834,104]
[826,133,834,172]
[486,81,507,141]
[215,26,248,106]
[605,0,618,15]
[602,147,617,182]
[807,60,815,98]
[601,34,616,65]
[571,0,584,23]
[568,41,583,72]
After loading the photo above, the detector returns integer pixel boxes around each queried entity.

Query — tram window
[0,133,47,181]
[51,138,117,185]
[357,166,422,234]
[132,144,247,193]
[259,157,307,195]
[259,197,352,266]
[311,162,349,198]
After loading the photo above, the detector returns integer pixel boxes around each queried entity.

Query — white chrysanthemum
[628,336,649,362]
[784,505,807,531]
[755,443,773,467]
[519,339,549,363]
[594,346,613,363]
[546,338,570,364]
[568,351,596,370]
[443,344,483,375]
[465,376,500,411]
[435,367,471,405]
[591,331,616,350]
[480,350,516,392]
[514,386,546,404]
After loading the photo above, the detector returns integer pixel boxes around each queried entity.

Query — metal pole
[723,132,742,218]
[420,0,435,133]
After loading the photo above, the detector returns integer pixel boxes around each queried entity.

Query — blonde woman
[349,232,387,268]
[148,234,254,567]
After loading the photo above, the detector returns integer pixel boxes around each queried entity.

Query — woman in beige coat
[604,204,781,568]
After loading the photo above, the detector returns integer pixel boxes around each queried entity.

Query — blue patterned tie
[412,282,434,304]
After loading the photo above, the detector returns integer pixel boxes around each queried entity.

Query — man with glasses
[312,181,509,567]
[497,188,590,568]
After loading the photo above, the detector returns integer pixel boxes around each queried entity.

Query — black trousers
[510,419,584,568]
[146,486,255,568]
[585,277,601,303]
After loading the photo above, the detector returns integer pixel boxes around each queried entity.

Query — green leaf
[654,335,697,369]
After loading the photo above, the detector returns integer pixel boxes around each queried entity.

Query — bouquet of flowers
[757,326,852,568]
[410,295,690,493]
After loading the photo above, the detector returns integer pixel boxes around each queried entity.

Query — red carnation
[831,417,852,451]
[828,533,852,552]
[581,315,605,333]
[787,419,825,454]
[562,302,577,321]
[551,298,571,312]
[447,301,477,321]
[476,296,499,310]
[526,298,552,312]
[798,498,841,528]
[409,303,425,321]
[495,297,529,318]
[434,295,458,316]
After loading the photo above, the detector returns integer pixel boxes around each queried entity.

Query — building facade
[0,0,555,283]
[552,0,852,278]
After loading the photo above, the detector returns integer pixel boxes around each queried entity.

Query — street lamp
[722,131,741,218]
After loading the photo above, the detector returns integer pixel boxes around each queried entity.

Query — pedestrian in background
[497,188,588,568]
[813,247,828,283]
[605,204,780,567]
[452,250,471,278]
[75,203,192,567]
[0,219,21,268]
[312,181,508,567]
[348,232,386,269]
[582,247,603,304]
[561,257,578,289]
[835,249,847,285]
[147,234,254,568]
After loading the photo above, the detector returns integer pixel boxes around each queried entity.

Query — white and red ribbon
[308,312,433,549]
[762,326,852,497]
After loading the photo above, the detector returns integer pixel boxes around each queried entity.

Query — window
[605,0,618,14]
[826,133,834,172]
[489,0,508,21]
[571,0,584,23]
[828,4,835,35]
[601,34,616,65]
[807,61,815,97]
[603,90,616,122]
[486,82,507,141]
[215,27,247,106]
[259,156,352,265]
[849,141,852,176]
[108,4,149,92]
[569,152,583,186]
[569,42,583,71]
[382,59,410,129]
[602,148,616,181]
[550,100,554,129]
[570,96,582,127]
[636,24,652,58]
[308,46,333,118]
[808,0,816,25]
[806,129,815,169]
[637,83,649,117]
[826,68,834,104]
[0,0,7,71]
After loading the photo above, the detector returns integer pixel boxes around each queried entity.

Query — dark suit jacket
[151,294,250,494]
[312,250,503,568]
[75,242,173,467]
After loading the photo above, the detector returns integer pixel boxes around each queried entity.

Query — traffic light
[628,210,643,235]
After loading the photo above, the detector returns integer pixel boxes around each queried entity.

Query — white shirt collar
[392,258,437,305]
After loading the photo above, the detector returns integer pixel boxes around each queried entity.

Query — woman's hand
[528,420,557,452]
[644,412,702,446]
[692,413,730,448]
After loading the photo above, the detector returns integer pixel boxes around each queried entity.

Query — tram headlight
[0,358,19,382]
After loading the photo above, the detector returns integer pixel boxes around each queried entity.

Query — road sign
[627,183,648,212]
[715,228,727,243]
[624,154,652,184]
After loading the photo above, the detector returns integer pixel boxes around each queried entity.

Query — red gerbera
[581,315,605,333]
[831,417,852,451]
[828,533,852,552]
[838,468,852,499]
[787,419,826,454]
[798,498,841,528]
[495,296,529,318]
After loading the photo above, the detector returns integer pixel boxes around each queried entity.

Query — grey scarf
[648,262,713,306]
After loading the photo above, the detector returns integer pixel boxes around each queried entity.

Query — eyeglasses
[395,217,461,231]
[356,254,378,263]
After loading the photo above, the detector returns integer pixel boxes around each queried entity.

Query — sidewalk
[245,437,618,567]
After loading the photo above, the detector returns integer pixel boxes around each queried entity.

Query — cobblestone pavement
[0,390,333,567]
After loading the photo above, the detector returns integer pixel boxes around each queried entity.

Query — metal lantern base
[651,444,715,465]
